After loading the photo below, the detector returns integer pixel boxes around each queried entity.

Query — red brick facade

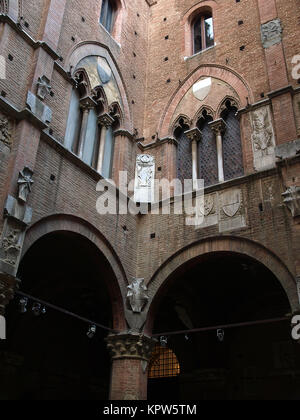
[0,0,300,400]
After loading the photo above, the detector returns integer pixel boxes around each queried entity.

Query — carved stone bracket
[106,333,156,361]
[184,127,202,143]
[282,186,300,218]
[0,273,20,316]
[209,118,227,136]
[79,96,97,111]
[127,277,149,313]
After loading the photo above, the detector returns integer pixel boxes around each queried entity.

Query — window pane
[205,16,214,48]
[83,108,98,167]
[194,18,202,54]
[65,89,81,153]
[106,0,113,32]
[102,125,114,178]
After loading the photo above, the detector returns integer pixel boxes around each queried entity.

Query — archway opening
[0,231,116,400]
[148,252,300,400]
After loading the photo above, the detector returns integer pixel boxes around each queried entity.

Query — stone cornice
[0,96,48,130]
[0,14,60,60]
[113,129,135,142]
[138,137,178,151]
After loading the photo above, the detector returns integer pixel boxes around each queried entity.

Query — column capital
[184,127,202,142]
[106,333,156,361]
[98,113,115,128]
[0,273,20,316]
[79,96,97,111]
[209,118,227,135]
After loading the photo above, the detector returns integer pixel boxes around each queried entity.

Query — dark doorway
[148,253,300,400]
[0,231,114,400]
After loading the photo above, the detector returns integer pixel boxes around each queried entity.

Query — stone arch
[158,65,254,138]
[66,42,132,132]
[172,114,191,136]
[144,236,299,334]
[22,214,128,330]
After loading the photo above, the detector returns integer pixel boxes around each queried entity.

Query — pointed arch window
[64,71,120,178]
[100,0,116,33]
[197,110,218,187]
[220,102,244,181]
[193,13,214,54]
[174,118,192,186]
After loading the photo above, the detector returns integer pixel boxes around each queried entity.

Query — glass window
[193,13,214,54]
[100,0,115,33]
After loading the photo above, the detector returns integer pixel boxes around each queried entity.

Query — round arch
[22,214,127,331]
[158,65,254,138]
[144,236,299,334]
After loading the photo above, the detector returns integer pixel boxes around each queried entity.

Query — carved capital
[106,333,156,361]
[209,119,227,136]
[79,96,97,111]
[282,186,300,218]
[0,273,19,316]
[184,127,202,143]
[98,113,115,128]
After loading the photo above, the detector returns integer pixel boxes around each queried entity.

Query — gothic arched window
[193,13,214,54]
[197,111,218,187]
[174,118,192,186]
[221,102,244,181]
[100,0,116,33]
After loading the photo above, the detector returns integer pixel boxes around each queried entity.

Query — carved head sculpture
[127,278,149,313]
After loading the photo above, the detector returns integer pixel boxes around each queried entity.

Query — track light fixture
[87,324,96,339]
[32,302,46,316]
[18,297,28,313]
[217,329,225,342]
[160,336,168,347]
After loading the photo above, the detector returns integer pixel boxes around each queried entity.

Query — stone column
[106,333,156,400]
[97,113,115,175]
[209,119,227,183]
[184,128,202,191]
[77,97,97,159]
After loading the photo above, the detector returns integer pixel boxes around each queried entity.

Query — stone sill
[184,44,216,61]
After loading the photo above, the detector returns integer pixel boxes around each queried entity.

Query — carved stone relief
[37,76,51,100]
[18,167,34,203]
[250,106,276,170]
[195,188,247,232]
[134,154,155,203]
[26,91,52,125]
[261,19,283,49]
[282,186,300,218]
[127,278,149,314]
[219,188,246,233]
[0,114,12,147]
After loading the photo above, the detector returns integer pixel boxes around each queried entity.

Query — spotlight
[184,334,189,341]
[19,297,28,313]
[217,329,225,342]
[87,324,96,339]
[32,302,42,316]
[160,336,168,347]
